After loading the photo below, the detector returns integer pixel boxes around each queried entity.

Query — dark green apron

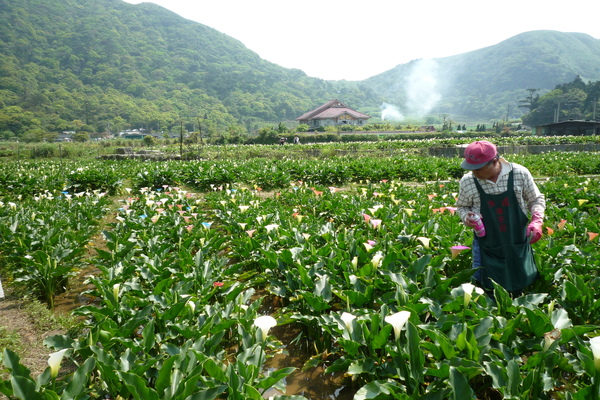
[473,168,538,292]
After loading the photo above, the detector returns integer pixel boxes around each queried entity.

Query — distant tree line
[521,76,600,127]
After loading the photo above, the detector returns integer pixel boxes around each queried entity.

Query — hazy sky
[123,0,600,81]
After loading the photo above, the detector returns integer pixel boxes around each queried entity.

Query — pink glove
[526,213,543,244]
[463,212,479,228]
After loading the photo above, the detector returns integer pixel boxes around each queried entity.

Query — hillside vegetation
[1,0,600,141]
[0,0,381,138]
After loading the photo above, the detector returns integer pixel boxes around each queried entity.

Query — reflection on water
[52,265,99,312]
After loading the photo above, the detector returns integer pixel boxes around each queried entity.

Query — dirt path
[0,296,62,377]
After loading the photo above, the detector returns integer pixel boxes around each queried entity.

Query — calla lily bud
[590,336,600,371]
[113,283,120,300]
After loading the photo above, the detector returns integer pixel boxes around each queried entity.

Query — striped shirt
[456,158,545,223]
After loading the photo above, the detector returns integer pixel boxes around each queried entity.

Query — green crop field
[1,137,600,399]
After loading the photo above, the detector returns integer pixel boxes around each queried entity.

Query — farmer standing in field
[455,140,545,296]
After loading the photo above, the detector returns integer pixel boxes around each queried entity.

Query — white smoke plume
[405,59,441,117]
[380,102,404,121]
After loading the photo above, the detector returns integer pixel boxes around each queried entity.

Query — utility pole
[180,120,183,158]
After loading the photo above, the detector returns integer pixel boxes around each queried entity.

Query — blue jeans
[472,235,483,283]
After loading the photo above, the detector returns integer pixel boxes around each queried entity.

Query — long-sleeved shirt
[455,158,545,223]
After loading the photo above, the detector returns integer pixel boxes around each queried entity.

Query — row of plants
[1,134,600,161]
[0,189,111,310]
[2,150,596,201]
[0,155,599,399]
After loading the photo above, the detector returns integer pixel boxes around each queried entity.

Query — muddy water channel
[53,267,356,400]
[262,324,355,399]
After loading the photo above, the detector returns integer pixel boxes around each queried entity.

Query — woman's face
[472,158,500,181]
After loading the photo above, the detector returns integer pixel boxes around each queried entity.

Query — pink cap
[461,140,497,170]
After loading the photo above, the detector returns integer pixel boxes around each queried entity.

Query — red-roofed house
[296,100,371,130]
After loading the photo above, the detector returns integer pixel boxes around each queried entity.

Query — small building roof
[296,99,371,121]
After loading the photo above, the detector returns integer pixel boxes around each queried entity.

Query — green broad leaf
[576,350,595,376]
[483,361,508,389]
[512,293,547,307]
[203,358,228,382]
[270,395,310,400]
[153,277,175,295]
[341,289,372,307]
[523,307,552,337]
[422,329,457,360]
[348,358,376,375]
[499,313,523,345]
[563,280,583,302]
[241,384,263,400]
[10,375,43,400]
[2,349,32,378]
[296,264,312,287]
[492,282,513,316]
[505,359,522,398]
[325,356,352,373]
[43,334,73,350]
[155,356,178,396]
[94,247,115,262]
[301,292,331,313]
[301,355,323,372]
[117,370,160,400]
[406,322,424,385]
[179,374,202,399]
[40,390,60,400]
[571,385,592,400]
[0,380,13,398]
[166,368,184,399]
[184,385,228,400]
[337,337,362,358]
[371,324,393,350]
[314,275,332,300]
[36,368,52,388]
[551,307,573,330]
[353,380,393,400]
[448,366,475,400]
[406,254,432,280]
[61,357,96,400]
[425,363,450,379]
[141,319,156,352]
[120,304,154,335]
[422,341,443,360]
[424,266,438,289]
[254,367,296,389]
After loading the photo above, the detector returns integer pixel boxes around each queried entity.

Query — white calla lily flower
[385,311,411,340]
[254,315,277,341]
[48,348,69,378]
[341,312,356,333]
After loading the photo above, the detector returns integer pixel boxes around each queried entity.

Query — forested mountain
[1,0,600,141]
[0,0,381,139]
[363,31,600,120]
